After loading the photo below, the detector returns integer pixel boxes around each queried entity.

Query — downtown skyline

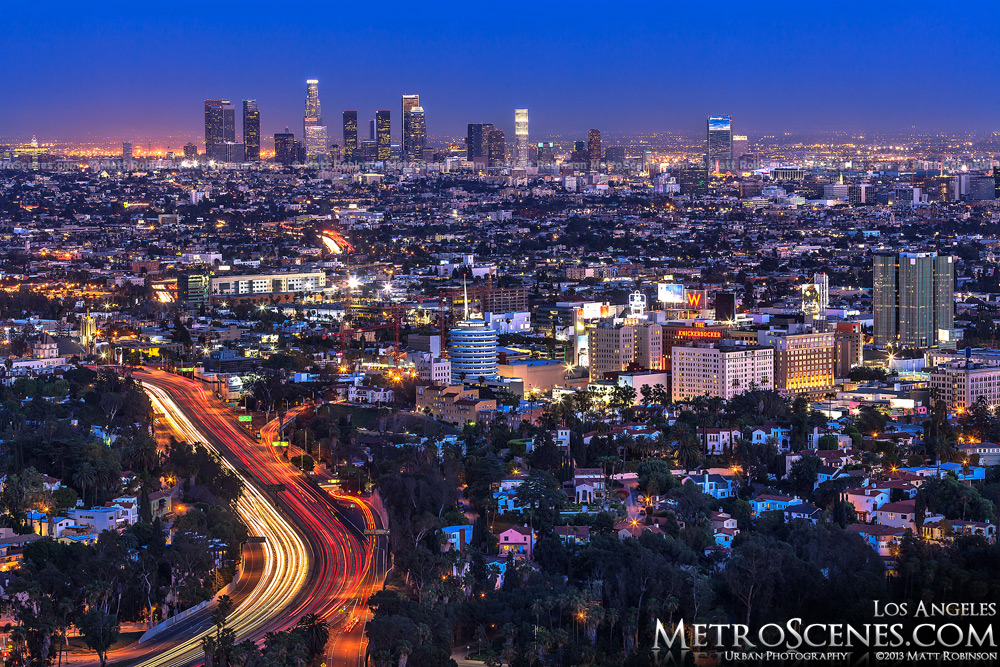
[3,1,1000,143]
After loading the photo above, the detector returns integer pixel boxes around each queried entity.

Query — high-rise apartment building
[706,115,733,173]
[873,252,955,349]
[342,111,358,162]
[303,79,328,162]
[587,129,602,168]
[466,123,494,161]
[672,344,774,402]
[514,108,529,169]
[183,143,198,159]
[590,321,662,381]
[375,110,391,161]
[402,94,424,162]
[833,322,863,377]
[242,100,260,162]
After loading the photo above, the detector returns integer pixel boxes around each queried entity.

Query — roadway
[135,368,387,666]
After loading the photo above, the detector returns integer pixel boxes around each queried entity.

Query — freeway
[135,368,387,666]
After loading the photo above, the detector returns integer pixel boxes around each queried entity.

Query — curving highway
[135,368,387,666]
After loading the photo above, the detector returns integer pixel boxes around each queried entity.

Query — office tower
[487,129,505,167]
[180,274,210,307]
[402,94,423,161]
[448,320,499,384]
[714,291,737,321]
[183,142,198,159]
[274,128,296,165]
[587,129,601,168]
[514,108,529,168]
[375,110,391,161]
[466,123,494,160]
[342,111,358,162]
[873,252,955,349]
[405,107,426,162]
[223,107,236,142]
[242,100,260,162]
[369,119,376,140]
[968,176,996,202]
[605,145,626,164]
[122,141,133,162]
[204,99,232,155]
[303,79,328,162]
[571,140,588,163]
[849,183,873,205]
[732,134,748,158]
[706,115,733,172]
[536,141,555,165]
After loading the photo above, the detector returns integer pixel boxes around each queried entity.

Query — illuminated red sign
[686,292,703,308]
[677,329,721,339]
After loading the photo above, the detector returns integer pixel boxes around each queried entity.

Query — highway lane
[136,369,385,665]
[131,383,310,667]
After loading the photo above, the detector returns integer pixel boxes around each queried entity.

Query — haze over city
[4,1,1000,144]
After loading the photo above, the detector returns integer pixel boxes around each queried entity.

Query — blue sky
[2,1,999,143]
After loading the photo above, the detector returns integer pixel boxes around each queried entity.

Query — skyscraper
[274,128,296,166]
[122,141,133,162]
[514,108,529,169]
[342,111,358,162]
[466,123,494,161]
[873,252,955,349]
[406,107,426,162]
[375,110,391,161]
[402,94,422,162]
[706,115,733,173]
[242,100,260,162]
[587,129,602,169]
[223,107,236,143]
[204,99,232,155]
[303,79,328,162]
[487,129,505,168]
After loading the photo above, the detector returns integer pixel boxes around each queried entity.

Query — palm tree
[295,613,329,660]
[74,462,98,507]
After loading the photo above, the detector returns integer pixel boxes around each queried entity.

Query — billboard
[708,115,732,131]
[658,283,685,304]
[801,283,822,316]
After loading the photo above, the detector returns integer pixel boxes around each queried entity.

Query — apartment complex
[833,321,863,377]
[758,330,836,395]
[929,362,1000,413]
[589,320,662,381]
[671,344,774,402]
[415,384,497,425]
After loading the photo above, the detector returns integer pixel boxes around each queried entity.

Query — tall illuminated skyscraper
[406,107,426,162]
[204,99,232,155]
[587,128,601,169]
[303,79,328,162]
[242,100,260,162]
[122,141,133,162]
[707,115,733,172]
[274,127,296,166]
[375,110,391,161]
[342,111,358,162]
[514,108,529,169]
[402,94,423,161]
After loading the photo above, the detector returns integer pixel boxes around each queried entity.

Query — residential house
[846,524,906,557]
[922,519,997,543]
[700,427,741,456]
[497,525,534,558]
[845,489,889,522]
[347,385,394,404]
[614,520,665,540]
[441,525,474,552]
[554,525,590,547]
[682,473,736,499]
[750,493,799,515]
[571,468,606,504]
[783,502,823,523]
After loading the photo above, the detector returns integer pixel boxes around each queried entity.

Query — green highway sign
[273,440,289,447]
[238,415,252,422]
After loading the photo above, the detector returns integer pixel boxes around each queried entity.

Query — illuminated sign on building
[684,289,708,309]
[677,328,722,339]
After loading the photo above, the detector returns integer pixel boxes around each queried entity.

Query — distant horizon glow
[3,2,1000,144]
